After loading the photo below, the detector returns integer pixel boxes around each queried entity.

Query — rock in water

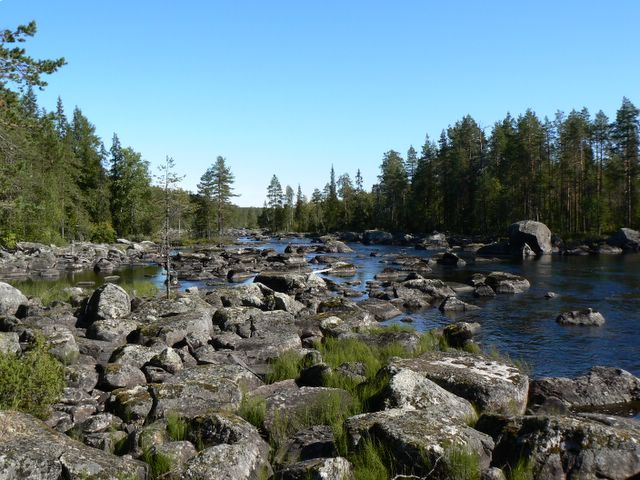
[556,308,605,326]
[0,281,27,316]
[508,220,553,255]
[607,227,640,251]
[85,283,131,321]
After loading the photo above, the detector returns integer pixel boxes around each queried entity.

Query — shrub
[91,221,117,243]
[0,334,64,419]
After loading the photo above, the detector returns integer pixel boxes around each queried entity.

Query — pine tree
[611,97,640,227]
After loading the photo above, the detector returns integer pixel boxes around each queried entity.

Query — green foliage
[265,349,305,384]
[238,394,266,430]
[90,221,116,243]
[141,448,172,480]
[415,330,448,355]
[445,446,481,480]
[166,412,188,441]
[10,279,72,306]
[0,231,17,249]
[0,334,64,418]
[507,457,535,480]
[349,438,390,480]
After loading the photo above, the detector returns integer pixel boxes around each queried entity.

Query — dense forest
[1,22,639,247]
[260,100,640,238]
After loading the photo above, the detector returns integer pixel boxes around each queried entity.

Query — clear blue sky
[2,1,639,206]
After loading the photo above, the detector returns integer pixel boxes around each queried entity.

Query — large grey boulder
[346,408,494,478]
[390,350,529,415]
[508,220,553,254]
[0,281,27,316]
[528,366,640,412]
[477,413,640,480]
[0,410,146,479]
[485,272,530,294]
[556,308,605,326]
[182,412,272,480]
[0,331,20,355]
[377,365,477,421]
[85,283,130,321]
[362,230,393,245]
[254,271,326,295]
[274,457,354,480]
[607,227,640,251]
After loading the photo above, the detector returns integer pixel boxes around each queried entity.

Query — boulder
[0,410,146,479]
[508,220,552,255]
[556,308,605,326]
[254,272,326,295]
[274,457,354,480]
[85,283,131,321]
[41,325,79,365]
[182,412,272,480]
[439,296,480,312]
[357,298,402,321]
[0,331,20,355]
[485,272,530,294]
[86,317,139,343]
[362,230,393,245]
[607,227,640,251]
[528,366,640,412]
[346,408,494,478]
[99,362,147,391]
[0,282,27,316]
[437,251,467,266]
[443,322,481,348]
[273,425,337,467]
[389,350,529,415]
[477,413,640,480]
[108,385,154,424]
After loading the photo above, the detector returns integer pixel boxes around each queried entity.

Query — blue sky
[2,1,638,206]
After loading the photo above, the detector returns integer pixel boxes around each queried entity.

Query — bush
[0,334,64,419]
[90,221,117,243]
[0,232,17,250]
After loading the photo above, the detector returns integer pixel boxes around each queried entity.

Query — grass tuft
[265,349,305,384]
[350,437,391,480]
[166,412,188,441]
[508,457,535,480]
[445,446,481,480]
[238,394,267,430]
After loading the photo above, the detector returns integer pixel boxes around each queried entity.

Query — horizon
[2,0,639,206]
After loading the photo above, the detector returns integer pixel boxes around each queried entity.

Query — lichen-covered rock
[99,362,147,391]
[110,343,165,369]
[85,282,131,321]
[253,271,326,295]
[0,410,146,479]
[556,308,605,326]
[477,413,640,480]
[377,366,477,422]
[439,296,480,312]
[274,457,354,480]
[108,385,154,425]
[64,357,99,392]
[390,350,529,415]
[273,425,337,467]
[151,364,262,420]
[402,278,457,299]
[181,412,272,480]
[346,408,494,478]
[529,366,640,412]
[149,346,183,374]
[0,282,27,316]
[443,322,481,348]
[485,272,530,294]
[357,298,402,321]
[0,331,20,355]
[607,227,640,251]
[86,317,139,343]
[362,230,393,245]
[508,220,553,255]
[41,325,79,365]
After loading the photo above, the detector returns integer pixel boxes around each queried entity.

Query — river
[9,237,640,381]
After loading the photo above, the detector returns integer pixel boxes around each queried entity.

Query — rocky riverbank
[0,229,638,479]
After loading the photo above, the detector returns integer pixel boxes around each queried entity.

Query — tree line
[0,21,261,247]
[260,99,639,237]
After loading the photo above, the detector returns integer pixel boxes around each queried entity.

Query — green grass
[486,345,532,375]
[10,280,74,306]
[141,449,172,480]
[349,438,391,480]
[265,349,306,384]
[445,446,481,480]
[507,457,535,480]
[121,281,159,299]
[238,394,267,430]
[0,333,64,419]
[166,412,188,441]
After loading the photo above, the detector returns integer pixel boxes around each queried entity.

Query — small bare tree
[158,156,184,299]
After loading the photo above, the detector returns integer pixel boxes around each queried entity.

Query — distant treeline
[260,99,640,237]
